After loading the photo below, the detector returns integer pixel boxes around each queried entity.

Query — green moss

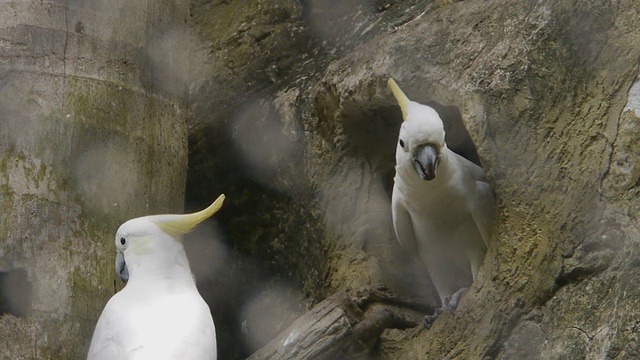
[64,77,134,131]
[192,1,262,43]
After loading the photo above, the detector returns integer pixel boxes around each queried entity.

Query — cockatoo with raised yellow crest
[388,78,495,329]
[87,195,225,359]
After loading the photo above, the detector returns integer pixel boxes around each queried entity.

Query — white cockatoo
[87,195,225,359]
[388,78,495,328]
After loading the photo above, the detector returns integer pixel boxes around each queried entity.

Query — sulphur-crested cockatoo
[87,195,225,359]
[388,78,495,328]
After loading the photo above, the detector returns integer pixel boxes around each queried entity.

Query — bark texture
[3,0,638,358]
[188,0,640,358]
[0,0,188,358]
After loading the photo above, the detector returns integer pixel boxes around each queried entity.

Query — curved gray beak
[115,250,129,284]
[413,144,440,181]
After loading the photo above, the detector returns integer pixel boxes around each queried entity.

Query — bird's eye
[120,237,126,246]
[399,139,405,149]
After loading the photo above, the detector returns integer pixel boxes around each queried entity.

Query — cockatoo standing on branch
[388,78,495,328]
[88,195,225,359]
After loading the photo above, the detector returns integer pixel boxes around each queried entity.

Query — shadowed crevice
[0,268,32,318]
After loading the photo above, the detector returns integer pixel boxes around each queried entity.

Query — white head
[114,194,225,283]
[388,78,446,181]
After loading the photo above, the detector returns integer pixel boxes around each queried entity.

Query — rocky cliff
[1,0,638,358]
[188,0,640,359]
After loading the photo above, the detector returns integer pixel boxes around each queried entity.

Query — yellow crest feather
[387,78,410,120]
[155,194,225,238]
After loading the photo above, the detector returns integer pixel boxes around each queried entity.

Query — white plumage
[88,195,225,359]
[388,78,495,327]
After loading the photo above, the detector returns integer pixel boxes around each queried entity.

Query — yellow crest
[387,78,410,120]
[154,194,225,238]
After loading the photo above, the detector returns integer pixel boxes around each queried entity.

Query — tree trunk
[248,287,423,360]
[0,0,188,358]
[187,0,640,358]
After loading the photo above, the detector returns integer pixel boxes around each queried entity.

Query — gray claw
[446,287,469,315]
[424,287,471,329]
[423,307,444,329]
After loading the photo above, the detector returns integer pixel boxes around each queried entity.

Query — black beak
[116,251,129,284]
[413,144,440,181]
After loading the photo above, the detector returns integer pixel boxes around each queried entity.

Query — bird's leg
[445,287,469,315]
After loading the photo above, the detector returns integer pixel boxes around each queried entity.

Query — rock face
[4,0,635,358]
[188,0,640,358]
[0,0,188,358]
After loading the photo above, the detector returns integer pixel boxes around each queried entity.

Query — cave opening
[0,268,32,318]
[340,99,483,197]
